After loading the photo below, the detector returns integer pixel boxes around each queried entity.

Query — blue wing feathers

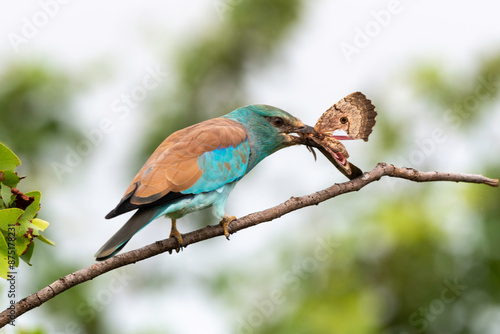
[182,140,250,194]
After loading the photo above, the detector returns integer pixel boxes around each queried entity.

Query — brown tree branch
[1,163,497,327]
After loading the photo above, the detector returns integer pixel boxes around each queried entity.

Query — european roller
[94,104,315,260]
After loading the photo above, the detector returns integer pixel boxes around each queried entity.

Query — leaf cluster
[0,143,54,279]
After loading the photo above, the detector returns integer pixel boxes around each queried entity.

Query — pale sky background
[1,1,500,333]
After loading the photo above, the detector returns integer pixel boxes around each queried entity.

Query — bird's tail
[94,206,161,261]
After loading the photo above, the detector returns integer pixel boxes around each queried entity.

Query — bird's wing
[182,137,250,194]
[106,118,249,218]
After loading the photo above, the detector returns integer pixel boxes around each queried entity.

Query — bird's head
[224,104,315,170]
[226,104,314,147]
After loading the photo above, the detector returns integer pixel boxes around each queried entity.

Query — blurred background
[1,1,500,333]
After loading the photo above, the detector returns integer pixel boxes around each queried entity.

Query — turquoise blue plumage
[94,105,314,260]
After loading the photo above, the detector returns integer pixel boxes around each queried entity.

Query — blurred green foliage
[0,61,82,171]
[409,53,500,128]
[14,328,47,334]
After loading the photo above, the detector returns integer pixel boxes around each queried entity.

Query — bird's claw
[220,215,236,240]
[169,219,183,254]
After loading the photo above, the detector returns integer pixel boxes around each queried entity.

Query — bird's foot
[169,219,183,254]
[219,215,236,240]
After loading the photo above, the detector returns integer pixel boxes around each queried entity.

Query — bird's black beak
[294,124,316,134]
[285,124,315,146]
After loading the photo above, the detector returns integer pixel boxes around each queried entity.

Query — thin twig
[0,163,497,327]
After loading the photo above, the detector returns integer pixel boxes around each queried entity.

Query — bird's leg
[169,219,183,253]
[219,214,236,240]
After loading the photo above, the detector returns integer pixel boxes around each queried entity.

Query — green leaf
[15,235,31,259]
[0,233,10,279]
[32,218,49,231]
[0,208,23,231]
[20,241,34,265]
[20,190,41,221]
[37,234,55,246]
[1,183,12,207]
[0,229,18,279]
[0,143,21,171]
[17,220,43,237]
[0,170,20,187]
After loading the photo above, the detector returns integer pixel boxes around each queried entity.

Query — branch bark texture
[1,163,498,327]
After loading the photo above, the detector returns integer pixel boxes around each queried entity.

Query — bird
[94,104,315,260]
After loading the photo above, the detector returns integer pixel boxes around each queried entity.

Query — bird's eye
[340,117,348,124]
[271,117,284,127]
